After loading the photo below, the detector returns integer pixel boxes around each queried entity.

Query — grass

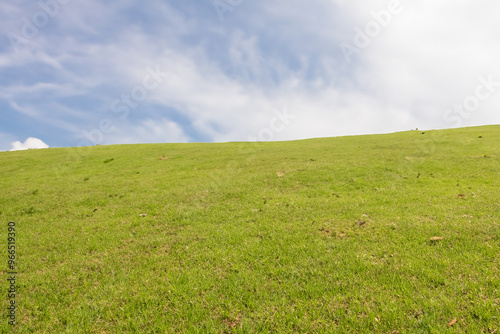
[0,125,499,333]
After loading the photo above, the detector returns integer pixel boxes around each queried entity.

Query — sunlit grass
[1,125,499,333]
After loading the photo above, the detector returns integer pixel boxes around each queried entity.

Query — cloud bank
[10,137,49,151]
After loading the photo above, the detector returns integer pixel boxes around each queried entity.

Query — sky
[1,0,499,151]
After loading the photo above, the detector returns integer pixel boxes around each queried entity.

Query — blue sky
[1,0,499,151]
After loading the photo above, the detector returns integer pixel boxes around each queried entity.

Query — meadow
[0,125,499,333]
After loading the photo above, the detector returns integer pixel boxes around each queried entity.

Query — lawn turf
[0,125,499,333]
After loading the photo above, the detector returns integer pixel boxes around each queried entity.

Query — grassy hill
[1,125,499,333]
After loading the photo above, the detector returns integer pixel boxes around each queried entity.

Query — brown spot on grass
[319,227,332,236]
[336,231,348,239]
[356,220,366,227]
[429,237,443,244]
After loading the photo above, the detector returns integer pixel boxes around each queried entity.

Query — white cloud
[10,137,49,151]
[93,119,190,145]
[338,0,500,129]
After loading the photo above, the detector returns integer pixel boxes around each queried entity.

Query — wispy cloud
[94,118,190,145]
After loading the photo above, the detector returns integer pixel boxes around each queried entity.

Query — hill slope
[1,125,499,333]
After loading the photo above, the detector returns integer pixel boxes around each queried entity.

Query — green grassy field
[1,125,499,333]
